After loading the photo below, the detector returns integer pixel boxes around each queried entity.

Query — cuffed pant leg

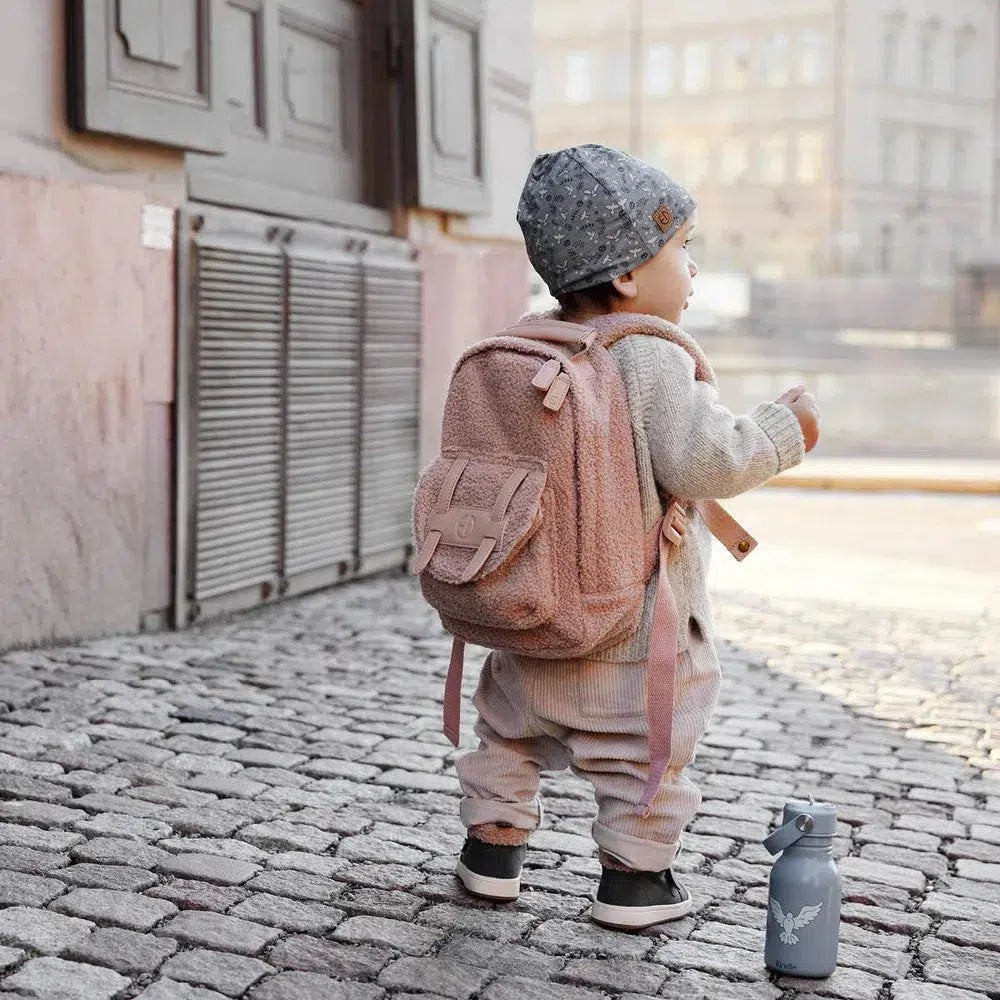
[566,635,720,870]
[456,717,546,830]
[570,744,699,870]
[455,653,570,832]
[592,767,702,869]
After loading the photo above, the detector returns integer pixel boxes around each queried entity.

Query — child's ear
[611,271,639,300]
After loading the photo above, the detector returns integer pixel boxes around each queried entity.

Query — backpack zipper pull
[542,372,571,411]
[531,358,561,391]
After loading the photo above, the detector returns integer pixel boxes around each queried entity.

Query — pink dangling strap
[635,517,680,817]
[443,637,465,747]
[635,499,755,816]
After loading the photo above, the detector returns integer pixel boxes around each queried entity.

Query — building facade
[1,0,534,650]
[534,0,999,280]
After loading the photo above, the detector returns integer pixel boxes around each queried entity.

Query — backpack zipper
[531,357,571,411]
[542,372,571,411]
[531,358,561,391]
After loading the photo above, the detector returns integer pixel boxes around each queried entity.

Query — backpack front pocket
[412,451,559,630]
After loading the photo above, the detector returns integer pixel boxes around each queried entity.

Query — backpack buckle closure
[663,500,687,547]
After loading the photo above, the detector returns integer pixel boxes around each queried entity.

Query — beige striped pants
[455,622,721,871]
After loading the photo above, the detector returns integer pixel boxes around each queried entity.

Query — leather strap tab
[428,506,503,550]
[443,636,465,746]
[491,468,529,522]
[460,537,498,582]
[695,500,757,561]
[411,530,442,575]
[437,456,469,513]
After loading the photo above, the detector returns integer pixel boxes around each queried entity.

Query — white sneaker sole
[455,860,520,901]
[591,895,693,930]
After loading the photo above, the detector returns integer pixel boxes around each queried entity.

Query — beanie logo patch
[652,204,674,232]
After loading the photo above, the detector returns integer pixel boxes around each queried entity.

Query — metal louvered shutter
[175,207,421,626]
[193,236,284,606]
[285,241,363,591]
[359,237,422,569]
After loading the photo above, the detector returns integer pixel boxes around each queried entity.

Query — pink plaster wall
[0,173,175,648]
[418,239,531,469]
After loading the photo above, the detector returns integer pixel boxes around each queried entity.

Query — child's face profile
[611,213,699,325]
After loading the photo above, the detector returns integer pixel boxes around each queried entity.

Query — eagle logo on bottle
[770,899,823,946]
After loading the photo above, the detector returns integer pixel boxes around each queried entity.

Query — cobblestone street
[0,573,997,1000]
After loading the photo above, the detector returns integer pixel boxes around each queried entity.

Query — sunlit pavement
[711,488,1000,618]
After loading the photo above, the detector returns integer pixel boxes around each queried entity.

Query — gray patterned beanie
[517,143,697,297]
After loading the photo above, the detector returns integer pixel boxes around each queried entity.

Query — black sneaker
[455,836,527,901]
[591,867,692,930]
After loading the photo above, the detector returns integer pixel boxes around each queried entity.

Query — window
[645,44,674,96]
[951,134,968,191]
[915,224,929,276]
[797,131,825,184]
[762,33,790,86]
[720,137,749,183]
[919,23,938,89]
[720,39,752,90]
[950,222,966,268]
[880,123,897,186]
[679,137,710,185]
[882,19,902,84]
[799,30,828,85]
[682,41,711,93]
[954,28,974,93]
[565,51,592,103]
[606,50,630,101]
[917,131,932,189]
[759,134,787,184]
[879,223,894,273]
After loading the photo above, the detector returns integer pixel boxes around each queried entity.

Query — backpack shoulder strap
[591,314,716,386]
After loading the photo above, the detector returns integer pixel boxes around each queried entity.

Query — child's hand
[776,385,820,453]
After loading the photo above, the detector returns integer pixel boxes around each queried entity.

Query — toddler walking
[433,145,820,930]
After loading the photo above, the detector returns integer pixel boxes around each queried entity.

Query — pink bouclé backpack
[410,318,756,814]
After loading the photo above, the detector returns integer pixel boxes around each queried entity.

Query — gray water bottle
[762,799,842,978]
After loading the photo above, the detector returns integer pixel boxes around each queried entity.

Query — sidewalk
[0,575,996,1000]
[768,457,1000,495]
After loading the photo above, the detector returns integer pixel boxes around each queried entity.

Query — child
[452,144,820,930]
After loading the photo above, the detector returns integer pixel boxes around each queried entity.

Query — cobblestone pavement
[0,574,997,1000]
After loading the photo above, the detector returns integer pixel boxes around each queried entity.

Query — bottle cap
[762,798,837,855]
[783,799,837,836]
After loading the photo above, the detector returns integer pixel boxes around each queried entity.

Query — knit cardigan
[545,310,806,661]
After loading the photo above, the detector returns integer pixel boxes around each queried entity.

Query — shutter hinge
[386,22,403,76]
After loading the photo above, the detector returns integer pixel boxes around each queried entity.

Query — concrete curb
[767,467,1000,495]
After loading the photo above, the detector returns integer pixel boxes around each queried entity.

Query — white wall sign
[142,204,175,251]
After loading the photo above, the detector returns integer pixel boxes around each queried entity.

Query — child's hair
[555,279,622,314]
